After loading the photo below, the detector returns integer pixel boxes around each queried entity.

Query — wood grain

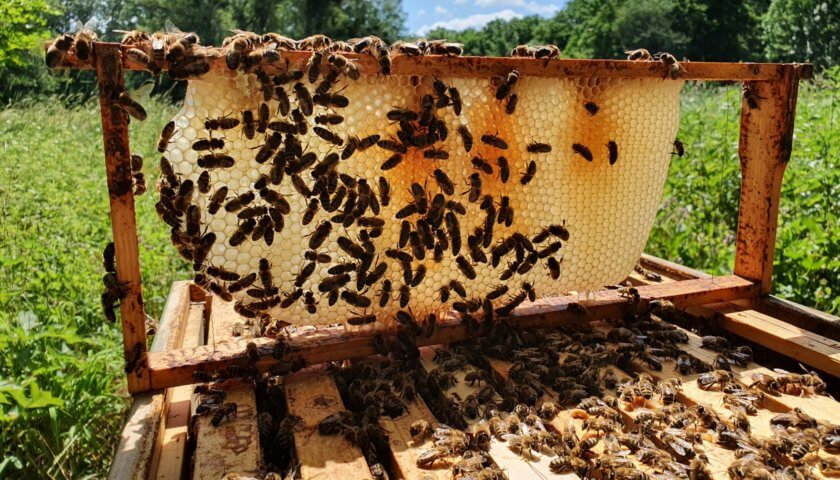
[94,42,150,393]
[146,275,758,390]
[48,42,813,80]
[735,69,802,293]
[154,303,205,480]
[285,365,373,479]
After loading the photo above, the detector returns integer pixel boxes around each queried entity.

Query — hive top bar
[45,41,813,81]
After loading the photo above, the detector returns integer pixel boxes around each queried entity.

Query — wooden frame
[52,41,813,394]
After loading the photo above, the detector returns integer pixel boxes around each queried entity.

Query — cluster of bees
[343,308,835,479]
[45,22,688,333]
[189,300,836,479]
[145,29,586,331]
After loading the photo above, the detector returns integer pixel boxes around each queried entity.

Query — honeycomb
[159,65,684,330]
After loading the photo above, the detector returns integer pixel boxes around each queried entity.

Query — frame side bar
[48,42,814,81]
[94,43,150,393]
[734,65,802,294]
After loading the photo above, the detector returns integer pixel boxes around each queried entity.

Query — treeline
[427,0,838,66]
[0,0,837,103]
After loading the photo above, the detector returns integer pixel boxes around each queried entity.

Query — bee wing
[667,441,686,457]
[82,18,97,31]
[113,29,131,34]
[131,81,155,103]
[164,19,183,34]
[773,368,791,375]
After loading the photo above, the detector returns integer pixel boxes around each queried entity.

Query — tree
[671,0,768,61]
[613,0,690,56]
[0,0,59,69]
[763,0,839,69]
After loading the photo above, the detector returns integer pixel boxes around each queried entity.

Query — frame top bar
[47,41,814,81]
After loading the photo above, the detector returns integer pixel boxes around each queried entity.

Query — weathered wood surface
[285,365,373,480]
[149,281,193,354]
[192,287,261,479]
[639,254,840,340]
[192,378,262,479]
[47,42,814,80]
[418,348,571,480]
[108,393,167,480]
[109,282,193,480]
[94,42,149,393]
[711,302,840,378]
[155,302,205,480]
[147,275,758,390]
[632,256,840,378]
[735,70,802,293]
[754,295,840,341]
[674,325,840,425]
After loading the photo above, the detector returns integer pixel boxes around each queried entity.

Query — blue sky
[404,0,569,35]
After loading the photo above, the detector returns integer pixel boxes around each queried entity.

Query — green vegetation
[2,0,839,102]
[0,99,184,478]
[0,74,836,477]
[649,71,839,313]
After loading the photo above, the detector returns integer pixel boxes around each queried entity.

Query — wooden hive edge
[145,275,758,390]
[45,41,814,80]
[633,255,840,376]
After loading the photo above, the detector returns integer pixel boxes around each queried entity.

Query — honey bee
[447,86,462,115]
[225,35,250,70]
[697,370,734,391]
[572,143,593,162]
[471,156,494,175]
[45,33,75,68]
[607,140,619,165]
[480,134,508,150]
[423,148,449,160]
[625,48,652,61]
[504,93,518,115]
[510,44,536,57]
[701,335,729,351]
[520,161,537,185]
[211,402,238,427]
[72,19,97,62]
[657,52,684,79]
[123,342,145,374]
[116,89,148,121]
[495,70,519,100]
[526,142,551,154]
[671,139,686,157]
[197,153,235,169]
[347,313,377,326]
[464,173,482,203]
[298,34,332,51]
[125,47,153,71]
[205,116,239,131]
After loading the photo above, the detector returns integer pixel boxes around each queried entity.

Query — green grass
[0,75,836,478]
[0,98,186,478]
[648,73,839,314]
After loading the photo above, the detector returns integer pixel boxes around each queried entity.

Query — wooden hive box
[47,40,840,480]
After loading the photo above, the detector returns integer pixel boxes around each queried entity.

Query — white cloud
[418,9,522,34]
[435,5,448,13]
[473,0,559,15]
[454,0,469,4]
[417,8,426,15]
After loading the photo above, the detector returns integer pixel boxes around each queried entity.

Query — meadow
[0,76,836,478]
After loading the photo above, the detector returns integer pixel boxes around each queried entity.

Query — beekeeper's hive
[160,66,683,329]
